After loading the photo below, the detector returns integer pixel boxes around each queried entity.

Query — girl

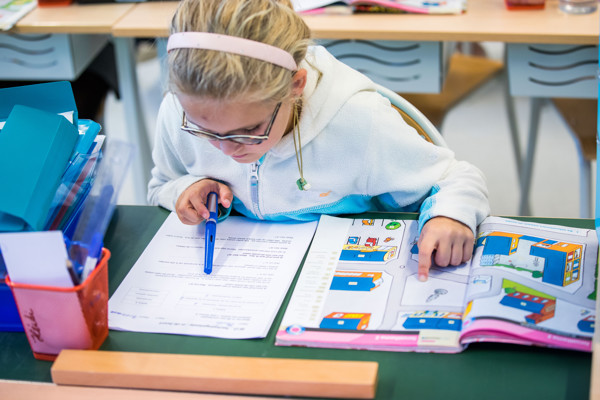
[148,0,490,280]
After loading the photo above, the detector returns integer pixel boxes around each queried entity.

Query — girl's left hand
[417,216,474,282]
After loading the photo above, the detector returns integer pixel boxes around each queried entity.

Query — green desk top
[0,206,593,399]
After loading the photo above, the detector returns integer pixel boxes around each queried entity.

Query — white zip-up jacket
[148,46,490,233]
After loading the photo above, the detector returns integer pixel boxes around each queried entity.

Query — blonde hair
[169,0,312,103]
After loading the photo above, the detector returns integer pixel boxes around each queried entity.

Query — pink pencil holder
[6,248,110,361]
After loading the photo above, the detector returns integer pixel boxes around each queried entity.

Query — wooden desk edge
[12,3,135,35]
[109,1,598,44]
[0,379,290,400]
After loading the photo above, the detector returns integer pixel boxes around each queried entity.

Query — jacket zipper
[250,161,264,219]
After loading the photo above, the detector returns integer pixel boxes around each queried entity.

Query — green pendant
[296,178,310,191]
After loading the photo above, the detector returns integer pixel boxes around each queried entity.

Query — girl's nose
[216,140,242,156]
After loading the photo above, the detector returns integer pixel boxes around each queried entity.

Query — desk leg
[518,97,543,216]
[113,37,153,205]
[503,69,533,216]
[578,156,591,219]
[156,38,169,91]
[503,70,523,175]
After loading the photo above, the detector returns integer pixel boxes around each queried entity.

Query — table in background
[112,0,597,43]
[12,4,132,34]
[0,205,594,399]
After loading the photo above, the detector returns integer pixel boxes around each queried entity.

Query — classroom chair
[375,83,447,148]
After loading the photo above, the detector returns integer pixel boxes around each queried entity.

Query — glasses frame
[181,102,282,145]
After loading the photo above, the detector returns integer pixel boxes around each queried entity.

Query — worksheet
[109,213,317,339]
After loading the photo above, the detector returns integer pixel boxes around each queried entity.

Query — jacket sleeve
[147,94,206,210]
[363,92,490,234]
[416,159,490,234]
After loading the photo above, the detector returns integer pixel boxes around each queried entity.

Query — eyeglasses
[181,102,282,145]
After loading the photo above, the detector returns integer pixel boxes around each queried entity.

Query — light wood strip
[51,350,378,399]
[0,379,286,400]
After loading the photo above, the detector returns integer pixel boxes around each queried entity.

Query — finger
[217,183,233,208]
[418,253,433,282]
[417,239,435,282]
[462,239,474,263]
[177,204,202,225]
[189,195,209,220]
[434,242,452,267]
[449,242,465,266]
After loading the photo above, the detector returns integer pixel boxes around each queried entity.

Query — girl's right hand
[175,179,233,225]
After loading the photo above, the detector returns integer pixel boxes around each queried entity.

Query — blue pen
[204,192,218,274]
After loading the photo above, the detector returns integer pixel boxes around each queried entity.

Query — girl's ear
[291,68,308,97]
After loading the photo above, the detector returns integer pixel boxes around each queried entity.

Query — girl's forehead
[176,92,270,111]
[176,92,278,131]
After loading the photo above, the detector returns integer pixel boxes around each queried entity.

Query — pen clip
[206,192,218,223]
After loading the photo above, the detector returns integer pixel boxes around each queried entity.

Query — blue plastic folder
[0,81,78,124]
[0,81,97,155]
[0,105,78,231]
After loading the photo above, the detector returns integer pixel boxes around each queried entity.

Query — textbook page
[109,213,317,339]
[460,216,598,351]
[276,215,469,353]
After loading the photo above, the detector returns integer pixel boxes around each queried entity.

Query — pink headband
[167,32,297,71]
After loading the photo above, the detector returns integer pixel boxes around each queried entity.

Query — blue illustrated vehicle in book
[340,243,398,263]
[578,315,595,333]
[320,312,371,330]
[402,311,462,331]
[330,271,383,291]
[499,279,556,325]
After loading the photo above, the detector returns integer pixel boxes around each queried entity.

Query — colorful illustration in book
[499,279,556,324]
[323,267,389,330]
[313,219,407,331]
[340,243,398,262]
[578,315,595,333]
[401,274,467,307]
[277,216,598,353]
[324,218,469,332]
[320,312,371,330]
[477,231,584,287]
[339,219,403,264]
[401,311,462,331]
[330,271,383,291]
[426,288,448,302]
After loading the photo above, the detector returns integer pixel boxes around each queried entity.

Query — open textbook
[292,0,466,14]
[276,215,598,353]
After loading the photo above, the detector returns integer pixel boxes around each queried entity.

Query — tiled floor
[104,41,595,219]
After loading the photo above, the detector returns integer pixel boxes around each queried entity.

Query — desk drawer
[0,33,108,80]
[317,40,448,93]
[507,43,598,99]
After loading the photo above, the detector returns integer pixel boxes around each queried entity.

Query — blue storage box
[0,82,102,332]
[0,255,22,331]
